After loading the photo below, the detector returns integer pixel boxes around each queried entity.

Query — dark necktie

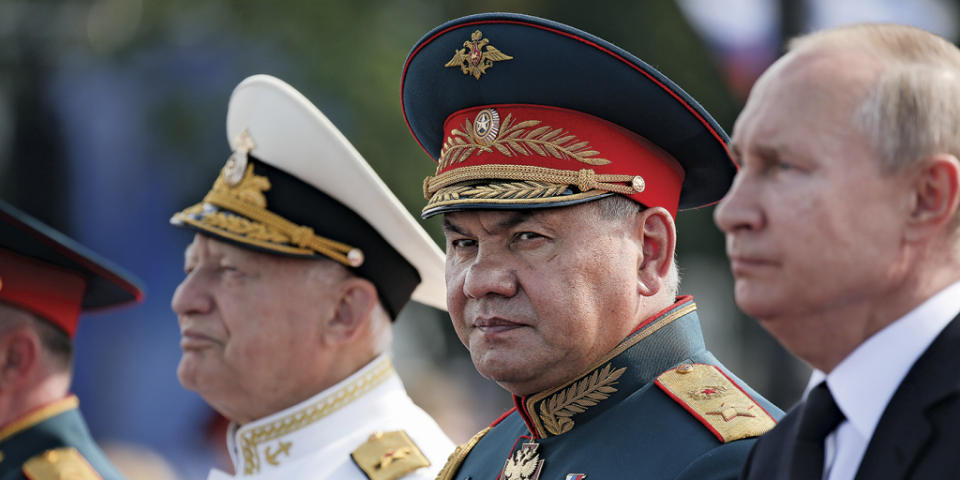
[790,382,845,480]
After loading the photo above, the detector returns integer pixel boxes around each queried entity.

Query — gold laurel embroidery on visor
[445,30,513,79]
[439,112,610,171]
[239,357,396,474]
[175,162,365,267]
[538,363,625,436]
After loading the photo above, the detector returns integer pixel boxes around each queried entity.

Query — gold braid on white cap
[173,163,364,267]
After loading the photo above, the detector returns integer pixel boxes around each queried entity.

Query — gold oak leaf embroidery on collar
[538,363,625,435]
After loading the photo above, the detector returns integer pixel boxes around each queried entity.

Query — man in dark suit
[0,198,144,479]
[715,23,960,479]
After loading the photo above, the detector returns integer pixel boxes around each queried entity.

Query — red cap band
[437,104,686,215]
[0,249,88,337]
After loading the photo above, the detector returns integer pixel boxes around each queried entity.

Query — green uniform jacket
[437,297,785,480]
[0,395,126,480]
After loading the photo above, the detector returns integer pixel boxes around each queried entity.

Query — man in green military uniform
[0,198,144,480]
[400,13,784,480]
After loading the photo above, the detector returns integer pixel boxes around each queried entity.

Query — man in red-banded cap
[400,13,784,480]
[170,75,453,480]
[0,198,144,480]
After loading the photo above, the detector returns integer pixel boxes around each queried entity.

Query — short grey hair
[593,195,681,298]
[790,24,960,240]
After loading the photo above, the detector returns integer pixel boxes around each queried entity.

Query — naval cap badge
[224,128,257,187]
[445,30,513,79]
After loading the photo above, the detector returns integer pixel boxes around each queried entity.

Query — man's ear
[0,327,39,391]
[904,153,960,243]
[322,278,379,345]
[635,206,677,297]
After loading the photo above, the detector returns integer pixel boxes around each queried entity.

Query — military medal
[498,443,544,480]
[566,475,587,480]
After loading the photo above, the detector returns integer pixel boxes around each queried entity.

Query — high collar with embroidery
[0,394,79,444]
[227,355,398,476]
[513,297,702,439]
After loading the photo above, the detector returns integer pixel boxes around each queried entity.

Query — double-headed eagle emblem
[445,30,513,79]
[500,443,543,480]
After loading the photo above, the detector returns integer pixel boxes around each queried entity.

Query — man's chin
[176,355,217,393]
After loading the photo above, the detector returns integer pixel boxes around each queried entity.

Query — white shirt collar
[806,279,960,441]
[225,354,398,476]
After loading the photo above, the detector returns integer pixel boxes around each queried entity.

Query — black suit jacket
[741,312,960,480]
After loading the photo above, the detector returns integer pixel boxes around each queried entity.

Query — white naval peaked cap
[172,74,446,314]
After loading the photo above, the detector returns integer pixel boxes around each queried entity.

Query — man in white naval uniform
[169,75,454,480]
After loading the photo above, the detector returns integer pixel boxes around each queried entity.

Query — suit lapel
[854,313,960,480]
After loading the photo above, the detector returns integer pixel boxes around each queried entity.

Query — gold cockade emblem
[499,443,544,480]
[224,128,257,187]
[445,30,513,79]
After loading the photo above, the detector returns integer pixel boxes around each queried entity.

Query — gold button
[632,176,645,193]
[676,363,694,374]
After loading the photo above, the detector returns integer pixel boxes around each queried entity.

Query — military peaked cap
[401,13,738,218]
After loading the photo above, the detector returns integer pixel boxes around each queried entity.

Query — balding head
[716,23,960,371]
[786,24,960,242]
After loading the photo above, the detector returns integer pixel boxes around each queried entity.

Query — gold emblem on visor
[445,30,513,79]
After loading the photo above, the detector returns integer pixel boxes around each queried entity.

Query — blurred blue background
[0,0,957,478]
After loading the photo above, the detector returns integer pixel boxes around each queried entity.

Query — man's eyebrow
[442,211,537,235]
[184,243,199,267]
[442,217,466,235]
[494,211,535,231]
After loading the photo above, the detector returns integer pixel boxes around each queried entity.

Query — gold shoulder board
[434,427,491,480]
[352,430,431,480]
[22,447,103,480]
[655,363,777,443]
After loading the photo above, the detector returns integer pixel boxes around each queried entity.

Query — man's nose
[714,173,765,234]
[171,270,214,317]
[462,247,518,299]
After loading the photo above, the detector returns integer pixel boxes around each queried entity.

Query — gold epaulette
[352,430,430,480]
[655,363,777,443]
[434,427,491,480]
[22,447,103,480]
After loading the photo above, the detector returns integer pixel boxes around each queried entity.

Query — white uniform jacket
[208,355,454,480]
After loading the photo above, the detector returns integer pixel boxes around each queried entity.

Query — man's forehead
[184,234,258,262]
[442,209,560,232]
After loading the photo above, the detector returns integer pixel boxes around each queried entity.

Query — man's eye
[220,265,243,275]
[517,232,542,241]
[451,238,478,249]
